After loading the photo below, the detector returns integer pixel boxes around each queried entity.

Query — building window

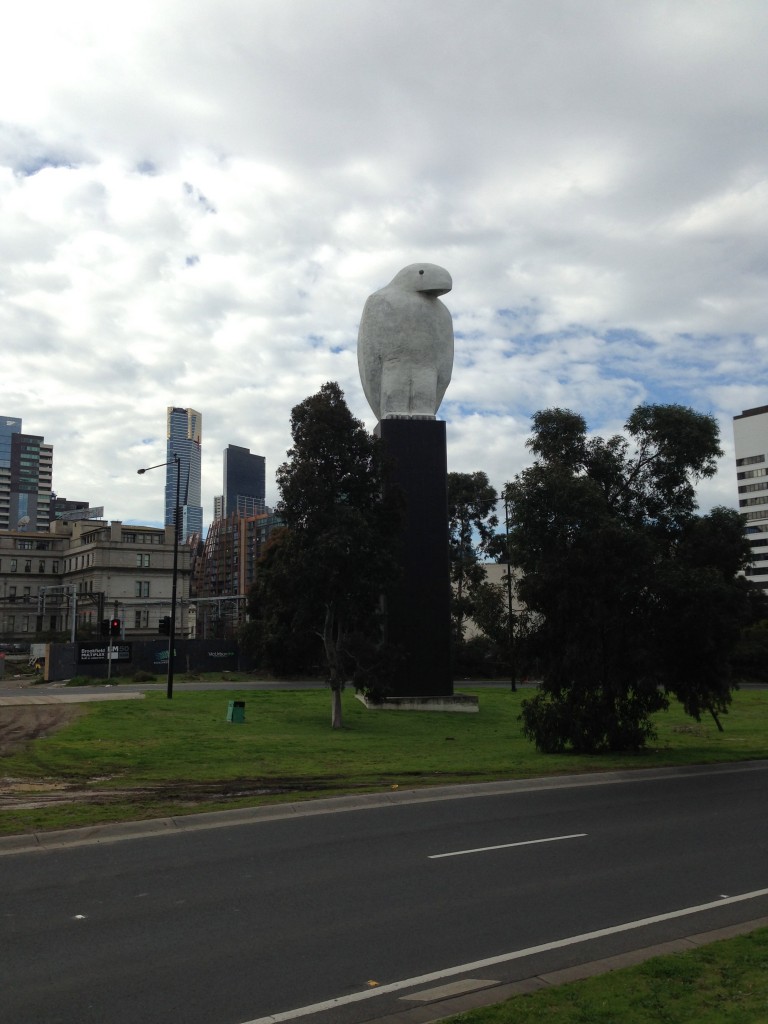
[24,560,31,572]
[736,454,766,467]
[8,586,16,602]
[135,581,150,598]
[740,497,768,508]
[10,559,17,573]
[136,553,150,568]
[16,539,33,550]
[52,561,59,573]
[134,609,149,629]
[123,532,137,543]
[38,560,45,573]
[22,615,30,632]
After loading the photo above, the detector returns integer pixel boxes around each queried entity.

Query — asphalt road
[3,762,768,1024]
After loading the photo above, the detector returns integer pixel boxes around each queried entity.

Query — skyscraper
[0,416,53,531]
[222,444,266,517]
[165,407,203,541]
[734,404,768,587]
[0,417,21,529]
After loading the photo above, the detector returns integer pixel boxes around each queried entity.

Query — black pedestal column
[377,419,453,697]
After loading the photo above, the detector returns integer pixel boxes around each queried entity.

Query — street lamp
[138,453,180,699]
[501,490,516,692]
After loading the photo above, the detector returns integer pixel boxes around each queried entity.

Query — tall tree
[447,471,499,641]
[505,404,755,753]
[255,382,402,727]
[243,527,322,678]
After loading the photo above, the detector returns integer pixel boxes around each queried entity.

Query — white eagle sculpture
[357,263,454,421]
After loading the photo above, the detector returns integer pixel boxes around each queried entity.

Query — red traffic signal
[109,619,121,637]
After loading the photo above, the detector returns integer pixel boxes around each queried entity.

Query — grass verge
[442,927,768,1024]
[1,686,767,836]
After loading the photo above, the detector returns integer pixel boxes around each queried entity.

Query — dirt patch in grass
[0,706,346,810]
[0,705,85,756]
[0,775,337,811]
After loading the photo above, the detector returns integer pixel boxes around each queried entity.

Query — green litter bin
[226,700,245,723]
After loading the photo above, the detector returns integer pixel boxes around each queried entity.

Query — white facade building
[733,405,768,586]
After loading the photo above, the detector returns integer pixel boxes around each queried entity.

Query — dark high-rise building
[0,416,53,531]
[50,496,91,521]
[222,444,266,517]
[165,407,203,541]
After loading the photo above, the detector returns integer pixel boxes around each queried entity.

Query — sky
[2,0,767,529]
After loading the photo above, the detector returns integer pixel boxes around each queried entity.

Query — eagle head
[390,263,452,297]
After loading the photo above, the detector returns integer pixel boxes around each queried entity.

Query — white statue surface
[357,263,454,421]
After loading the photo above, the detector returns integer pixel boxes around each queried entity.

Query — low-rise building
[0,520,191,643]
[190,510,282,638]
[0,527,70,639]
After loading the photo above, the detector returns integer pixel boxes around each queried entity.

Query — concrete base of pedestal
[355,692,479,712]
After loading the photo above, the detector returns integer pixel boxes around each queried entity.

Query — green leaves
[248,383,403,718]
[509,403,755,753]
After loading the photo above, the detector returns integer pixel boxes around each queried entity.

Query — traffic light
[158,616,172,636]
[109,618,121,638]
[100,619,110,638]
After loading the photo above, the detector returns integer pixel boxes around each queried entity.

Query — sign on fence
[78,643,132,664]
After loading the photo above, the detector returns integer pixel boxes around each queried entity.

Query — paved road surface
[2,761,768,1024]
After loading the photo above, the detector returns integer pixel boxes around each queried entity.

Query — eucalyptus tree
[505,404,755,753]
[254,382,402,728]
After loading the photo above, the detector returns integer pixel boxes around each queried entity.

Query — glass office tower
[0,417,53,531]
[165,407,203,541]
[0,417,22,530]
[223,444,266,517]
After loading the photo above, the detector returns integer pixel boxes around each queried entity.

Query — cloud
[0,0,766,526]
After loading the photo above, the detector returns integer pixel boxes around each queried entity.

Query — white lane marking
[238,885,768,1024]
[429,833,588,859]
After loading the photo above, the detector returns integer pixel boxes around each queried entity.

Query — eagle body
[357,263,454,421]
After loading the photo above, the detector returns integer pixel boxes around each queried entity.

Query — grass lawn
[1,685,767,835]
[442,927,768,1024]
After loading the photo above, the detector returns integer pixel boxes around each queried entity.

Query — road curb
[351,916,768,1024]
[2,759,767,855]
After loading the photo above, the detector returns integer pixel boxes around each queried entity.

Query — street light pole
[503,490,516,692]
[137,453,181,699]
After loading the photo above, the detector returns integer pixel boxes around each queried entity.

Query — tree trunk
[331,686,343,729]
[323,603,344,729]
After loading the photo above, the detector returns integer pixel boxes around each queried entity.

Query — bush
[520,687,665,754]
[452,634,507,679]
[131,670,157,682]
[65,675,107,686]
